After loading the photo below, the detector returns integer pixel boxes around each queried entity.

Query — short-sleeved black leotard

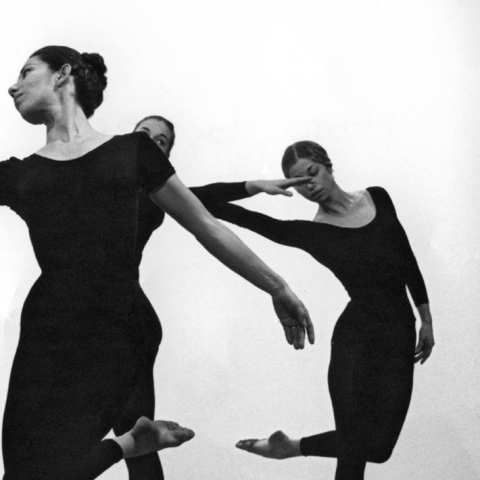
[0,132,175,480]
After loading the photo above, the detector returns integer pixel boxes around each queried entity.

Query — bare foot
[116,417,195,459]
[236,430,301,459]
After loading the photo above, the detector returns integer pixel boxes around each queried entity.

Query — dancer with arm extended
[1,47,313,480]
[110,115,311,479]
[188,141,434,479]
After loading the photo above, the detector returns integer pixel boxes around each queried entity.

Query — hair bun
[81,52,107,89]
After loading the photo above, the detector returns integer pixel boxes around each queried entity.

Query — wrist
[245,180,261,196]
[268,279,288,297]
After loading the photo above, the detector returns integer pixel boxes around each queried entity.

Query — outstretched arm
[190,177,311,204]
[150,174,315,349]
[245,178,311,197]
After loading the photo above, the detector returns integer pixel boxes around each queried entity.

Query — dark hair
[281,141,333,177]
[134,115,176,153]
[31,46,107,118]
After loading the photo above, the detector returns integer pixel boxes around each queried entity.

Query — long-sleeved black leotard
[197,183,428,479]
[0,132,175,480]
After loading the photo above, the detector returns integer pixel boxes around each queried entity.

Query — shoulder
[367,186,393,202]
[0,156,24,171]
[367,186,397,213]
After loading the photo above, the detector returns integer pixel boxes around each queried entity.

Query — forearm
[191,182,250,204]
[416,303,432,324]
[192,216,287,295]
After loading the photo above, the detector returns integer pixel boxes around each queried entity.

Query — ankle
[113,432,135,459]
[289,438,302,457]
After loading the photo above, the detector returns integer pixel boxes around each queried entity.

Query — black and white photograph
[0,1,478,478]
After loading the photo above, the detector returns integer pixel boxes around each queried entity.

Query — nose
[8,83,18,99]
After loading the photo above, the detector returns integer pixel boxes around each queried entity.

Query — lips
[14,93,23,103]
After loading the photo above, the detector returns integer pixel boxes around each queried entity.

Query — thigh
[328,323,415,462]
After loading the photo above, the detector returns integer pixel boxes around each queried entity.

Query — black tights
[113,348,164,479]
[2,293,163,480]
[300,331,415,480]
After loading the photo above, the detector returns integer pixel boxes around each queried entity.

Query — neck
[317,182,358,216]
[43,102,96,145]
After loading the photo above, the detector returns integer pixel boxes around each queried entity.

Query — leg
[113,291,165,479]
[113,354,164,478]
[2,329,192,480]
[327,328,414,478]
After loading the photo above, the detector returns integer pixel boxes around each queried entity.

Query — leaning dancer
[1,47,313,480]
[197,141,434,479]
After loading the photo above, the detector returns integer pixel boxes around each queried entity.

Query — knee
[367,447,393,464]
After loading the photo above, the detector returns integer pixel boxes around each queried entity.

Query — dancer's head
[134,116,175,158]
[8,45,108,124]
[282,141,335,203]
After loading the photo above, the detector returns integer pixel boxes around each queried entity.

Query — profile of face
[135,119,174,157]
[288,158,334,203]
[8,56,60,125]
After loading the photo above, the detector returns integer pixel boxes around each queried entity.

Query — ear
[55,64,73,88]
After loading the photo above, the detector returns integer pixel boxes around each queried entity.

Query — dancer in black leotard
[109,115,312,479]
[1,47,314,480]
[193,141,434,479]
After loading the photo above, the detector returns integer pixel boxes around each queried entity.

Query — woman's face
[8,56,58,125]
[135,119,173,157]
[288,158,334,203]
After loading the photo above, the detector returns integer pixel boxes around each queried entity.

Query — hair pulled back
[134,115,176,152]
[31,46,108,118]
[282,140,332,178]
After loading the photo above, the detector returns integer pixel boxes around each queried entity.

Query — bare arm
[150,174,315,348]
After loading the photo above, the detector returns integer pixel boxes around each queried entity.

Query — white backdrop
[1,1,479,479]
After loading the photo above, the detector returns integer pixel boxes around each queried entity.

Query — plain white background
[0,0,479,478]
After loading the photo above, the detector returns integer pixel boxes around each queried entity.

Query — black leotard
[0,132,174,480]
[197,183,428,479]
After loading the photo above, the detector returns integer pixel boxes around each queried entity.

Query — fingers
[282,177,311,187]
[283,326,293,345]
[294,326,305,350]
[414,340,434,365]
[415,337,424,354]
[302,313,315,345]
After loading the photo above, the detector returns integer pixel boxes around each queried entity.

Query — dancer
[194,141,434,479]
[1,46,314,480]
[109,115,311,479]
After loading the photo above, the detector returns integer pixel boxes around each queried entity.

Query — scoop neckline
[31,135,117,163]
[306,188,378,230]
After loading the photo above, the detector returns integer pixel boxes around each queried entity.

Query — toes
[177,428,195,444]
[236,439,258,451]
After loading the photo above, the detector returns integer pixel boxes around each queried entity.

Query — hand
[246,178,311,197]
[415,322,435,364]
[271,286,315,349]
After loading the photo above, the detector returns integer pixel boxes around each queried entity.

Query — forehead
[288,158,320,177]
[137,119,172,138]
[22,56,46,69]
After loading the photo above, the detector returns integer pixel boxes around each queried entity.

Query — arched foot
[236,430,301,459]
[119,417,195,459]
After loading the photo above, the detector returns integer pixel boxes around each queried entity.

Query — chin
[19,109,45,125]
